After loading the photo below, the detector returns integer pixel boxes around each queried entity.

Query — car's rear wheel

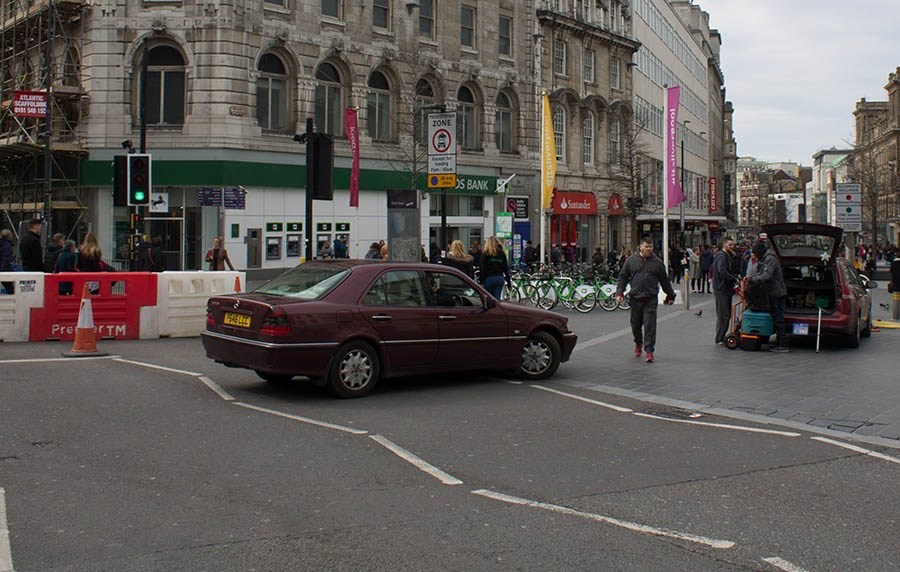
[845,315,861,348]
[328,341,380,398]
[861,306,872,338]
[516,331,561,380]
[255,371,294,384]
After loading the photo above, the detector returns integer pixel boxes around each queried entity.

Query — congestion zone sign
[12,90,47,118]
[428,112,457,188]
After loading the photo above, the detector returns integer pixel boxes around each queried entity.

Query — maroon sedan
[202,260,577,397]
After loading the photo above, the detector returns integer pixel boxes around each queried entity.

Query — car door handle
[372,314,392,321]
[439,315,457,321]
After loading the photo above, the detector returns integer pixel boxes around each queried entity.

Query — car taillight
[206,307,215,328]
[260,309,291,337]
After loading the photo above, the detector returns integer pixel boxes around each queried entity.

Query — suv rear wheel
[845,315,861,348]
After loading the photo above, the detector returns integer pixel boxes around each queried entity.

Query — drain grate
[639,406,703,420]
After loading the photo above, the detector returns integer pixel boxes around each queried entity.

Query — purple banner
[666,86,686,209]
[345,108,360,207]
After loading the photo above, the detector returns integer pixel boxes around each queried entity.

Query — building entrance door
[246,228,261,268]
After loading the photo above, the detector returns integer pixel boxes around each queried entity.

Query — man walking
[745,240,789,352]
[20,218,44,272]
[616,236,677,363]
[712,237,740,345]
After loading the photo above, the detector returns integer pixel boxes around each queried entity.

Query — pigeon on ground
[880,303,890,309]
[694,310,703,317]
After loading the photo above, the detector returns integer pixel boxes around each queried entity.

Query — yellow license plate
[223,312,251,328]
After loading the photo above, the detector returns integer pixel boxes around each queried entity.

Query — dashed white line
[0,355,120,364]
[111,358,202,377]
[472,488,735,549]
[811,436,900,465]
[0,488,14,572]
[762,556,809,572]
[532,385,633,413]
[232,402,368,435]
[632,412,802,437]
[197,376,235,401]
[369,435,463,486]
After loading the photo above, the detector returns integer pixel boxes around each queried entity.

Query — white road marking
[472,488,735,549]
[811,436,900,465]
[503,380,524,385]
[233,402,368,435]
[0,488,14,572]
[0,355,120,364]
[197,376,235,401]
[632,412,802,437]
[112,358,202,377]
[369,435,463,486]
[762,556,809,571]
[532,385,633,413]
[574,300,715,352]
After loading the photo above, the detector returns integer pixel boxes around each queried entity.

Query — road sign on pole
[427,112,457,189]
[835,183,862,232]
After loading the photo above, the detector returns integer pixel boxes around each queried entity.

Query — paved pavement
[555,286,900,442]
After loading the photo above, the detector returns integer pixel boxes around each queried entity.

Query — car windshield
[771,233,836,259]
[254,265,349,300]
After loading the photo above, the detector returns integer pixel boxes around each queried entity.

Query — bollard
[682,269,690,310]
[893,292,900,320]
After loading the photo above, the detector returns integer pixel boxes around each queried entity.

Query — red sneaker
[645,352,655,363]
[634,344,642,357]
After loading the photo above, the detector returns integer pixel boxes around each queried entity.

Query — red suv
[763,223,877,348]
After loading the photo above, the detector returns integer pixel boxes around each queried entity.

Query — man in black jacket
[712,237,740,345]
[20,218,44,272]
[616,236,677,363]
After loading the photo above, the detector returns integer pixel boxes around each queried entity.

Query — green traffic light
[134,191,146,201]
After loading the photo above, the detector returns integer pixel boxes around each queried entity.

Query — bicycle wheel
[598,294,618,311]
[617,297,631,310]
[574,291,597,313]
[536,284,558,310]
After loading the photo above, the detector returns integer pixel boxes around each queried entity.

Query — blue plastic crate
[741,309,774,337]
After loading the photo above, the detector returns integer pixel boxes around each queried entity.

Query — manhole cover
[640,406,703,420]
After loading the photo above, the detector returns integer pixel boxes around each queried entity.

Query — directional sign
[427,112,457,188]
[835,183,861,232]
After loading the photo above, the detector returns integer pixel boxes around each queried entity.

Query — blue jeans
[484,275,505,300]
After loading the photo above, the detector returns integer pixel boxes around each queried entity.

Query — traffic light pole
[305,117,314,262]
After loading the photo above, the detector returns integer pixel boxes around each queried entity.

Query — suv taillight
[260,309,291,337]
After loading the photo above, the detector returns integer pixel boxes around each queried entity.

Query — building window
[498,15,512,56]
[256,53,288,131]
[583,112,594,165]
[611,56,620,89]
[610,117,620,164]
[264,0,286,7]
[373,0,390,29]
[553,106,566,161]
[419,0,434,39]
[366,71,391,141]
[461,5,476,48]
[414,78,436,144]
[321,0,340,18]
[584,49,594,83]
[554,38,567,75]
[457,85,479,150]
[314,62,343,136]
[141,45,185,126]
[495,91,514,152]
[582,0,592,22]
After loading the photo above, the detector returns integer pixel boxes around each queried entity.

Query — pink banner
[666,87,686,209]
[345,108,360,207]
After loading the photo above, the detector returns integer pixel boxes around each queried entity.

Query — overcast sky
[694,0,900,165]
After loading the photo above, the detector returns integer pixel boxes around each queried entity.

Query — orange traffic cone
[234,274,242,293]
[63,283,108,357]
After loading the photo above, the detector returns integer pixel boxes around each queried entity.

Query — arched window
[142,45,186,126]
[553,106,566,161]
[457,85,479,150]
[366,70,391,141]
[609,116,620,164]
[414,78,436,143]
[315,62,343,136]
[257,53,288,131]
[583,111,594,165]
[495,91,514,153]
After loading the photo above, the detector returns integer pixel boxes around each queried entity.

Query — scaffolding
[0,0,85,240]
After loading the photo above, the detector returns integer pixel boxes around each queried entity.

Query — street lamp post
[680,120,690,247]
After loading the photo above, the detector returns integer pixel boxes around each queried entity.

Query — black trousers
[630,297,659,353]
[715,293,732,343]
[770,295,787,347]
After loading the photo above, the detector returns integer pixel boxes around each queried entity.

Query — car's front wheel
[328,341,380,398]
[516,331,561,380]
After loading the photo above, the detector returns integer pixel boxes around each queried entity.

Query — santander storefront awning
[551,191,598,215]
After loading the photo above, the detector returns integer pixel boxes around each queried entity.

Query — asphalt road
[2,315,900,571]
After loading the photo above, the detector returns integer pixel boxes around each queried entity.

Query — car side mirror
[866,280,878,289]
[484,296,496,309]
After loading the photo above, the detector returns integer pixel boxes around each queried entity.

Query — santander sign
[552,191,597,215]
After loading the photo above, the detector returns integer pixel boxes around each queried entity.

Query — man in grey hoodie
[616,236,677,363]
[745,240,789,352]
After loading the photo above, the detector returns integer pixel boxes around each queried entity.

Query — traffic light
[113,155,127,206]
[127,154,151,206]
